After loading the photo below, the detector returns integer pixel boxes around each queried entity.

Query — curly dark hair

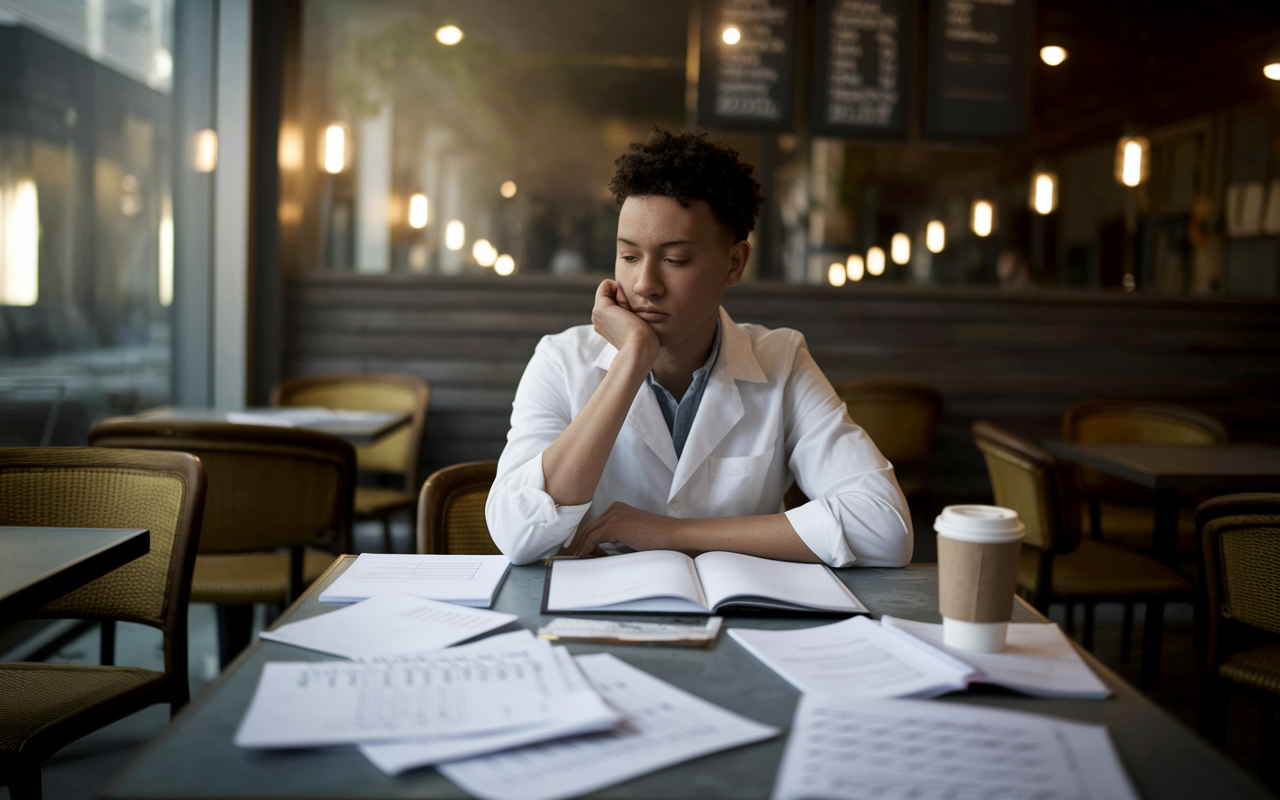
[608,128,764,243]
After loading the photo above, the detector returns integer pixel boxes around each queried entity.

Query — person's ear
[726,238,750,288]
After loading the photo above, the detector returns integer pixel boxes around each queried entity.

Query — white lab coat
[485,307,913,567]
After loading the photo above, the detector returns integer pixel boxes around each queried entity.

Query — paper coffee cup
[935,505,1025,653]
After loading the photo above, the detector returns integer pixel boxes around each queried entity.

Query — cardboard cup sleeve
[937,536,1022,623]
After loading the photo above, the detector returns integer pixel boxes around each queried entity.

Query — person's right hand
[592,279,659,365]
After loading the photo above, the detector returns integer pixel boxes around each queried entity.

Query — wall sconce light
[323,124,347,174]
[723,26,741,45]
[494,254,516,276]
[472,238,498,267]
[971,200,994,237]
[926,220,945,253]
[846,253,864,281]
[1114,136,1150,187]
[436,25,463,45]
[193,129,218,172]
[827,262,846,287]
[866,246,886,276]
[1040,45,1067,66]
[890,233,910,265]
[445,220,465,250]
[1,178,39,306]
[408,194,429,229]
[1031,171,1058,214]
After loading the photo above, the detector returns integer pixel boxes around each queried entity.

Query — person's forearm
[664,514,821,562]
[542,344,654,505]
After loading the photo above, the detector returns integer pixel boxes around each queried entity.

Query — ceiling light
[472,238,498,267]
[500,180,517,198]
[723,27,741,45]
[890,233,910,265]
[408,194,429,229]
[1031,171,1058,214]
[323,124,345,174]
[926,221,945,253]
[867,247,885,276]
[971,200,994,237]
[846,254,864,281]
[1114,136,1150,187]
[494,254,516,276]
[445,220,465,250]
[827,263,846,287]
[1040,46,1067,66]
[1265,62,1280,81]
[436,25,463,45]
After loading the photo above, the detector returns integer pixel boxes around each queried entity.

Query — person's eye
[665,257,689,266]
[620,254,638,262]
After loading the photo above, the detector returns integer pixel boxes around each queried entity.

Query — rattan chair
[0,447,206,799]
[273,373,430,553]
[833,379,942,498]
[973,421,1194,689]
[88,419,354,667]
[416,460,502,555]
[1196,493,1280,787]
[1063,400,1226,549]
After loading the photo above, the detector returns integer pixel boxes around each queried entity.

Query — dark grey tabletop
[134,407,412,446]
[0,526,149,623]
[104,558,1270,800]
[1043,441,1280,490]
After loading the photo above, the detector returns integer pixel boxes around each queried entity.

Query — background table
[0,527,149,622]
[104,558,1271,800]
[133,407,411,446]
[1043,441,1280,560]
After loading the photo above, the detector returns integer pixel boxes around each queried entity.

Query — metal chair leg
[1261,698,1279,791]
[1082,603,1096,652]
[100,619,116,666]
[216,605,254,670]
[1140,599,1165,690]
[1120,603,1134,664]
[0,754,42,800]
[381,515,394,554]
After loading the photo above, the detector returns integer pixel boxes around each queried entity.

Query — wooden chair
[972,421,1193,689]
[273,374,430,553]
[416,460,501,555]
[88,419,354,668]
[0,447,206,800]
[1062,400,1226,550]
[1196,493,1280,789]
[833,379,942,498]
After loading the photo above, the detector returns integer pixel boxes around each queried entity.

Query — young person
[486,129,912,567]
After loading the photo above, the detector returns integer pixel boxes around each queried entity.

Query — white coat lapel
[593,341,679,473]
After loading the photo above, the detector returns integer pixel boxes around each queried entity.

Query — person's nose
[631,255,663,300]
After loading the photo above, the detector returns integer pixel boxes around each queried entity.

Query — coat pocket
[706,447,775,516]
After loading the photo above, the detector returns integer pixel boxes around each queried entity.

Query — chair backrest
[272,373,430,487]
[971,421,1080,555]
[416,460,501,555]
[0,447,205,697]
[88,419,354,555]
[1198,494,1280,671]
[834,379,942,464]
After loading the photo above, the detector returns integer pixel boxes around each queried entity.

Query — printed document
[438,653,781,800]
[258,592,516,659]
[359,645,619,774]
[881,616,1111,699]
[235,632,570,748]
[545,550,866,614]
[319,553,511,607]
[772,695,1139,800]
[729,616,976,698]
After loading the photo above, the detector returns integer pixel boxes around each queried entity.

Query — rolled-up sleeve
[486,337,593,564]
[780,339,913,567]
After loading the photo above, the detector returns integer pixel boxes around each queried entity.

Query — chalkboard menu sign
[697,0,798,132]
[923,0,1031,140]
[811,0,917,139]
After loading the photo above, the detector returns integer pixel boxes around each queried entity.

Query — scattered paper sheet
[319,553,511,607]
[538,616,723,645]
[729,616,976,698]
[881,616,1112,699]
[359,646,619,774]
[225,408,398,428]
[772,695,1139,800]
[235,632,570,748]
[437,653,781,800]
[258,592,516,659]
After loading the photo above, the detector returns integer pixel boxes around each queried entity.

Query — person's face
[615,195,749,353]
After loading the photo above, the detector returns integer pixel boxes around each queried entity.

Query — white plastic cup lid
[934,504,1025,543]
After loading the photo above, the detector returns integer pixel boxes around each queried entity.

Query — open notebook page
[693,551,867,613]
[545,550,708,612]
[318,554,511,607]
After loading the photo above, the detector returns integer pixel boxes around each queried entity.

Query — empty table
[0,527,150,623]
[131,407,411,446]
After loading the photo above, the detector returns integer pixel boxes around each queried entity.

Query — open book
[543,550,868,615]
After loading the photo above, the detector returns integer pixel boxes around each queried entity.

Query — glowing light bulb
[500,180,517,198]
[445,220,465,250]
[494,254,515,276]
[323,124,345,174]
[1032,172,1057,214]
[828,263,846,287]
[1040,46,1067,66]
[723,27,741,45]
[1,179,39,305]
[436,25,463,45]
[867,247,885,276]
[926,221,945,253]
[1265,63,1280,81]
[971,200,994,237]
[1122,142,1142,187]
[472,238,498,267]
[408,194,429,229]
[193,129,218,172]
[846,254,864,281]
[890,233,910,265]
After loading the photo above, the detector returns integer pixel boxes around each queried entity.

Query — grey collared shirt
[646,320,722,459]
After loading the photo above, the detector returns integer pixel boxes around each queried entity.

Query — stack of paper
[773,695,1139,800]
[318,553,511,608]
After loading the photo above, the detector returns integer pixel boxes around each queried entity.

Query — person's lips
[634,309,669,322]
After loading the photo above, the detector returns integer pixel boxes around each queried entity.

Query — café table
[131,406,411,446]
[1042,441,1280,561]
[102,557,1270,800]
[0,526,149,623]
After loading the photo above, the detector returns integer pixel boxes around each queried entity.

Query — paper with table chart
[437,653,781,800]
[359,645,619,774]
[234,631,601,748]
[881,615,1112,699]
[729,615,977,698]
[318,553,511,607]
[772,695,1139,800]
[257,592,516,659]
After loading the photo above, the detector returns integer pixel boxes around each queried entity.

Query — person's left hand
[566,502,680,557]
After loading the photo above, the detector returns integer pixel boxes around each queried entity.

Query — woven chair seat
[191,549,338,605]
[0,663,164,753]
[1220,643,1280,696]
[1018,540,1193,598]
[354,487,416,518]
